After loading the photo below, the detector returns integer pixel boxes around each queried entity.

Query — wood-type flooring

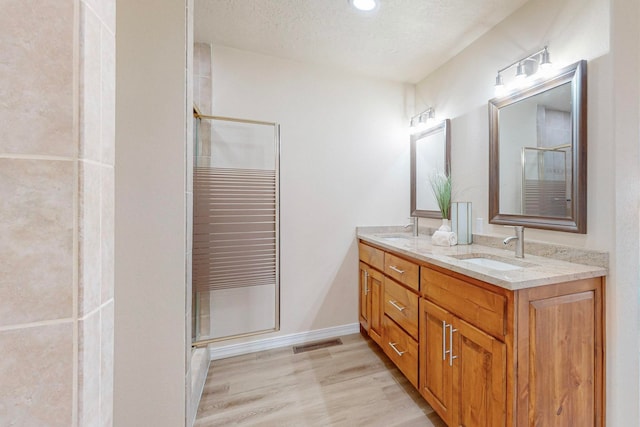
[195,333,446,426]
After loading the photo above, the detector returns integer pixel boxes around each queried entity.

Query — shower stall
[521,144,572,217]
[192,112,280,347]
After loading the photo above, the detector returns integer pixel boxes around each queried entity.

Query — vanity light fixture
[350,0,378,12]
[514,62,527,80]
[539,47,552,69]
[410,107,436,134]
[494,74,506,96]
[494,46,552,96]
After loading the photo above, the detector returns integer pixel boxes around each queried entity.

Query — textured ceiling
[194,0,530,84]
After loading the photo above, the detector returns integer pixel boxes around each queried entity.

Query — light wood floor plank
[195,333,446,427]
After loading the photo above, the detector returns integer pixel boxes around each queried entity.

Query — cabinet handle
[449,324,458,367]
[389,265,405,274]
[364,271,369,295]
[389,300,406,312]
[388,342,406,356]
[442,321,447,361]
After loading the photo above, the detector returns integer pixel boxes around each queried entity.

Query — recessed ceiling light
[350,0,378,12]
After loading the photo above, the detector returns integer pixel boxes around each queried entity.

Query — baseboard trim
[208,323,360,360]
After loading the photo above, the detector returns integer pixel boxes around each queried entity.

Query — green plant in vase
[429,172,452,231]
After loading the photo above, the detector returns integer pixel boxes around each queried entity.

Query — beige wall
[415,0,639,424]
[0,0,115,425]
[609,0,640,423]
[205,46,413,347]
[114,0,189,425]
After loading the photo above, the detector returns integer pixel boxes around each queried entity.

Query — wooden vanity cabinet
[420,265,508,427]
[359,242,420,385]
[358,261,383,344]
[514,278,605,427]
[420,264,604,427]
[359,239,605,427]
[359,242,385,344]
[420,297,506,427]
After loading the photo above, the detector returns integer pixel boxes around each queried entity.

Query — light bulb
[515,62,526,81]
[350,0,377,11]
[494,73,505,96]
[539,48,552,69]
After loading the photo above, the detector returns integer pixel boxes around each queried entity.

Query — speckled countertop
[357,227,607,291]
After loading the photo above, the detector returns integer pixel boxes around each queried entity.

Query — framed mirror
[411,119,451,218]
[489,60,587,233]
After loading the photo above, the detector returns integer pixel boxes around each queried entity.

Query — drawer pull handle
[364,271,369,295]
[389,300,406,312]
[442,321,447,361]
[388,342,406,356]
[448,324,458,367]
[389,265,405,274]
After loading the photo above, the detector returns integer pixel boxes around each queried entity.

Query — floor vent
[293,338,343,354]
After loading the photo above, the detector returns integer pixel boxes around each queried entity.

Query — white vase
[432,218,457,246]
[439,218,451,232]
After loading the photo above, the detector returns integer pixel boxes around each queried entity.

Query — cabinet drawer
[383,315,419,388]
[384,277,419,340]
[384,253,419,291]
[359,242,384,271]
[422,267,506,338]
[382,316,418,388]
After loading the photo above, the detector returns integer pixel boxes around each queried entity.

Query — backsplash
[472,233,609,269]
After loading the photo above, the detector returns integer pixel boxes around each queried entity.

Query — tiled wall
[0,0,115,425]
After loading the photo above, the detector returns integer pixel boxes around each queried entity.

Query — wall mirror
[489,60,587,233]
[411,119,451,218]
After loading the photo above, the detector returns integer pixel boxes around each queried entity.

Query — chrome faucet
[503,226,525,258]
[404,217,419,237]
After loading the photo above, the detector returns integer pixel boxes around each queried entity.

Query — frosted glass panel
[193,116,280,343]
[211,121,275,170]
[209,286,276,338]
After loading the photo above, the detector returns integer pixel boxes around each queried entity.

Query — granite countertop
[357,228,607,291]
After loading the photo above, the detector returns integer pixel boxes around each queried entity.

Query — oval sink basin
[380,237,412,243]
[450,253,536,271]
[460,257,523,271]
[376,234,415,243]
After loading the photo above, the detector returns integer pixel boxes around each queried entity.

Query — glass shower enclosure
[192,113,280,346]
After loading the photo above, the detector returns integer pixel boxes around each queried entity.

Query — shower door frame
[192,113,280,348]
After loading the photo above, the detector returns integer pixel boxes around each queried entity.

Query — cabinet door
[368,268,384,344]
[358,262,371,331]
[451,317,506,427]
[518,287,602,427]
[419,299,453,425]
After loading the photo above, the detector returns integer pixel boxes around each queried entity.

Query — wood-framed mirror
[410,119,451,218]
[489,60,587,233]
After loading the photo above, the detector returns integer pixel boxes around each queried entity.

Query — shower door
[192,115,280,344]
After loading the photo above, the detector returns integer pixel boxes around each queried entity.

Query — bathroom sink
[376,234,415,243]
[460,257,522,271]
[380,237,412,243]
[450,253,535,271]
